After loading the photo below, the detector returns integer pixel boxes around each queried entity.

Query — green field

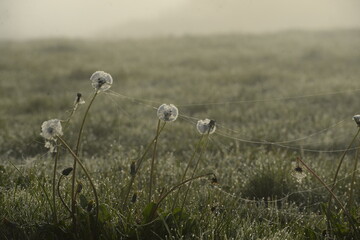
[1,30,360,239]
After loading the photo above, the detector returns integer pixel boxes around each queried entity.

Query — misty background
[1,0,360,40]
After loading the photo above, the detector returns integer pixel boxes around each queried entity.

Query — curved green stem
[298,157,359,236]
[147,173,214,223]
[58,136,99,221]
[348,140,360,208]
[149,120,162,203]
[171,134,205,210]
[122,123,166,209]
[57,174,72,215]
[330,128,360,191]
[71,91,98,228]
[326,128,360,233]
[181,133,210,211]
[52,151,59,224]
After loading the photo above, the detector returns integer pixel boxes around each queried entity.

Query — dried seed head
[74,92,85,105]
[62,167,73,176]
[76,181,83,194]
[131,193,137,203]
[130,161,136,176]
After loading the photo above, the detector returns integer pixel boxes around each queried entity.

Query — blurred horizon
[1,0,360,40]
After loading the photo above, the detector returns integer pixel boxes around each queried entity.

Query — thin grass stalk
[52,151,60,223]
[171,134,205,210]
[326,128,360,233]
[329,128,360,192]
[149,120,163,203]
[347,139,360,208]
[71,91,98,227]
[39,177,55,219]
[298,157,359,236]
[57,174,72,215]
[181,132,210,211]
[122,124,166,209]
[148,173,214,222]
[57,136,99,221]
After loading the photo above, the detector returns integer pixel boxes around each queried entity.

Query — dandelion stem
[57,174,72,215]
[171,134,205,210]
[57,136,99,222]
[297,157,359,235]
[149,120,163,203]
[181,132,210,211]
[348,139,360,208]
[330,128,360,192]
[122,124,166,209]
[146,173,214,221]
[326,128,360,231]
[52,151,59,224]
[71,91,98,228]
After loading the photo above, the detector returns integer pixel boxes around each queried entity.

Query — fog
[1,0,360,39]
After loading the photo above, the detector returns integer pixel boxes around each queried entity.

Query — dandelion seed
[90,71,113,92]
[44,140,57,153]
[353,115,360,127]
[40,119,63,140]
[196,118,216,134]
[157,104,178,122]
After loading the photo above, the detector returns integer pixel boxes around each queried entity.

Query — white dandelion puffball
[90,71,113,92]
[196,118,216,134]
[157,104,178,122]
[353,115,360,127]
[40,119,63,140]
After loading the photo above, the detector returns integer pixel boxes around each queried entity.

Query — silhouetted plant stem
[348,139,360,208]
[181,132,210,211]
[57,174,72,215]
[58,135,99,223]
[71,91,98,229]
[149,120,163,203]
[122,124,166,209]
[171,134,205,210]
[297,157,359,236]
[52,151,59,224]
[147,173,214,222]
[326,128,360,233]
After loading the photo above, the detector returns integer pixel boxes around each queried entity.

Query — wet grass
[1,29,360,239]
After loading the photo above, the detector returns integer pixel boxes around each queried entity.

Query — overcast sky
[1,0,359,39]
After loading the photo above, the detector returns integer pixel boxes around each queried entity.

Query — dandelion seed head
[90,71,113,92]
[353,115,360,127]
[196,118,216,134]
[157,104,178,122]
[40,119,63,140]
